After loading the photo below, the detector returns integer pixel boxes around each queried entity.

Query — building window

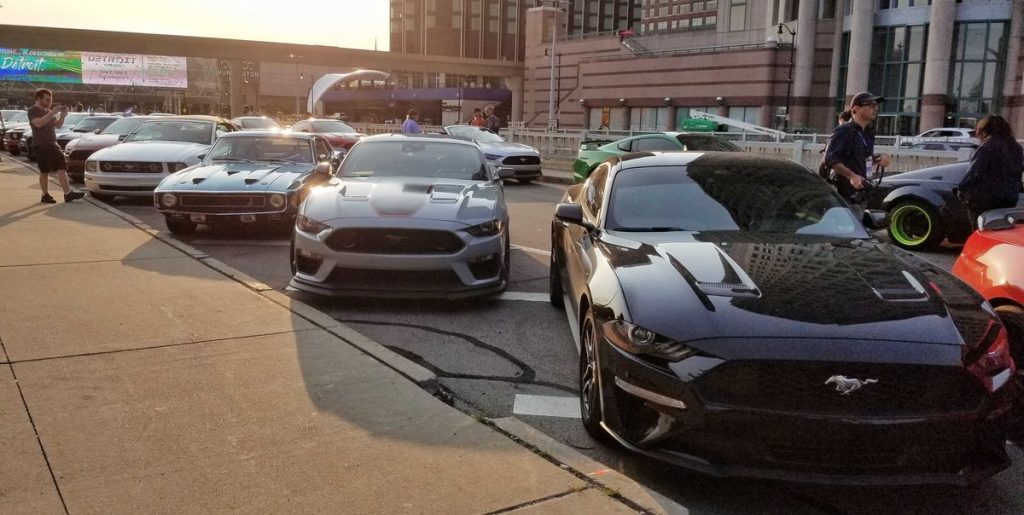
[729,0,746,31]
[866,25,928,135]
[948,21,1009,129]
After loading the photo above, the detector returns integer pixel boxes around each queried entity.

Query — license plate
[239,214,256,223]
[190,214,207,223]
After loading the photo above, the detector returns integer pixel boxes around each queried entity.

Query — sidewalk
[0,158,678,514]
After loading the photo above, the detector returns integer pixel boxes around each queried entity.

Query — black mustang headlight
[602,320,696,361]
[466,219,505,237]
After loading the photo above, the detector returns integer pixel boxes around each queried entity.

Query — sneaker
[64,191,85,202]
[41,194,56,204]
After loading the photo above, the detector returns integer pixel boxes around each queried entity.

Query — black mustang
[154,131,337,234]
[550,152,1021,485]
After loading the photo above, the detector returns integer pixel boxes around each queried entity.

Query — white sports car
[84,116,239,201]
[443,125,542,183]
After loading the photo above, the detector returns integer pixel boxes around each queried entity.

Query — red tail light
[968,325,1015,392]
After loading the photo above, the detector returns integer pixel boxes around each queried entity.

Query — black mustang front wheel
[164,216,197,235]
[580,308,611,442]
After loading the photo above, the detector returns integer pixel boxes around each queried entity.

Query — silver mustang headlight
[269,194,286,209]
[602,320,697,361]
[160,193,178,208]
[85,161,98,172]
[466,219,505,237]
[296,214,329,234]
[484,153,502,161]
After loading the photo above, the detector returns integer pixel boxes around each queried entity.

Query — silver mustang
[289,134,514,298]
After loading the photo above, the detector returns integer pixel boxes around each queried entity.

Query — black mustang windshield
[207,136,314,163]
[607,164,868,238]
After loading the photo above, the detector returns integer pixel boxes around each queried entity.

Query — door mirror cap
[315,161,333,175]
[196,153,207,161]
[555,202,591,228]
[117,133,129,141]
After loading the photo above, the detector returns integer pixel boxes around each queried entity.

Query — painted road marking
[497,291,550,303]
[511,244,551,257]
[513,394,581,419]
[189,240,291,247]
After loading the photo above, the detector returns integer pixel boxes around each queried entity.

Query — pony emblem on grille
[825,375,878,395]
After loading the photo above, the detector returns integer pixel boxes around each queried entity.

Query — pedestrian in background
[401,108,422,134]
[957,115,1024,226]
[469,108,486,127]
[27,88,85,203]
[823,92,891,218]
[484,105,500,134]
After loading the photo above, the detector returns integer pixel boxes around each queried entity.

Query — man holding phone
[28,88,85,203]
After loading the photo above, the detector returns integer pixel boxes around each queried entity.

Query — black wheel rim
[580,316,598,420]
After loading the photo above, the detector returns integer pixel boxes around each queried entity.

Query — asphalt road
[17,153,1021,514]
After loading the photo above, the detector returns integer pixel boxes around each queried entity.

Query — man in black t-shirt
[823,91,891,218]
[27,88,84,203]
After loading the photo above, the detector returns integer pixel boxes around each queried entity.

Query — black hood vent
[192,177,205,185]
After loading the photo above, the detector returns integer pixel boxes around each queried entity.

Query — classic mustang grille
[695,361,986,417]
[324,228,464,254]
[326,267,463,291]
[178,195,271,213]
[501,155,540,166]
[99,161,165,173]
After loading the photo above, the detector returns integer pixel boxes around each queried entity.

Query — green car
[571,132,742,183]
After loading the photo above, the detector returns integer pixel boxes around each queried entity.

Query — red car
[953,207,1024,360]
[288,119,363,151]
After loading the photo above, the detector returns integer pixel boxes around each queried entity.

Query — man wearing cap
[824,92,892,217]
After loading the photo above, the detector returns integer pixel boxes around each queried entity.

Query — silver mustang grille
[325,228,465,254]
[501,155,540,166]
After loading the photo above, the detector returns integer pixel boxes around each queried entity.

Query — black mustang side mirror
[555,203,595,230]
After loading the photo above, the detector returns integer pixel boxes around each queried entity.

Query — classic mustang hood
[608,235,987,347]
[160,162,313,192]
[91,141,209,162]
[318,176,500,222]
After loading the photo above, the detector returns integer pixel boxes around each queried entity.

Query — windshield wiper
[612,226,687,232]
[211,157,256,162]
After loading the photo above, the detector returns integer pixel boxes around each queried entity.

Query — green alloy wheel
[887,201,943,250]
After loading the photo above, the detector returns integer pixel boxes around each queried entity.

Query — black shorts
[34,143,67,174]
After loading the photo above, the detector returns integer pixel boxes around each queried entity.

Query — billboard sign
[0,47,187,88]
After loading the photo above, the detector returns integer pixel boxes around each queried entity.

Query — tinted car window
[239,118,280,129]
[618,140,634,152]
[634,137,680,151]
[339,141,486,180]
[291,121,310,132]
[676,135,742,152]
[607,164,866,237]
[446,126,504,142]
[314,138,333,160]
[5,112,28,123]
[125,121,214,144]
[312,121,356,133]
[72,117,118,132]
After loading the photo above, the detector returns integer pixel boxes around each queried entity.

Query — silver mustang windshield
[125,121,212,144]
[206,137,314,163]
[446,126,503,143]
[339,141,487,181]
[607,165,868,238]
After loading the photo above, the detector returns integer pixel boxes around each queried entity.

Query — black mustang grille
[501,155,540,166]
[100,161,164,173]
[695,361,985,417]
[324,229,464,254]
[326,267,463,291]
[179,195,270,213]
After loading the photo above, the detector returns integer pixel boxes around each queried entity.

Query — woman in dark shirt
[958,115,1024,226]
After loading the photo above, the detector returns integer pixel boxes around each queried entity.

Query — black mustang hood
[605,233,990,349]
[164,162,314,193]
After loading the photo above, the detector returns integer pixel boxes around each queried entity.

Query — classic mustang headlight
[602,320,696,361]
[269,194,286,209]
[161,193,178,208]
[296,214,329,234]
[85,161,98,172]
[466,219,505,237]
[484,153,502,161]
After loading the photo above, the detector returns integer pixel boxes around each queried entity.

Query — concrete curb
[492,417,688,515]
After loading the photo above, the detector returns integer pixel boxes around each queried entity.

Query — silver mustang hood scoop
[336,178,471,217]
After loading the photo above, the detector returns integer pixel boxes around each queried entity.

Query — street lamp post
[778,23,796,132]
[547,1,567,131]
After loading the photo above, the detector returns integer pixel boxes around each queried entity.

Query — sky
[1,0,391,51]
